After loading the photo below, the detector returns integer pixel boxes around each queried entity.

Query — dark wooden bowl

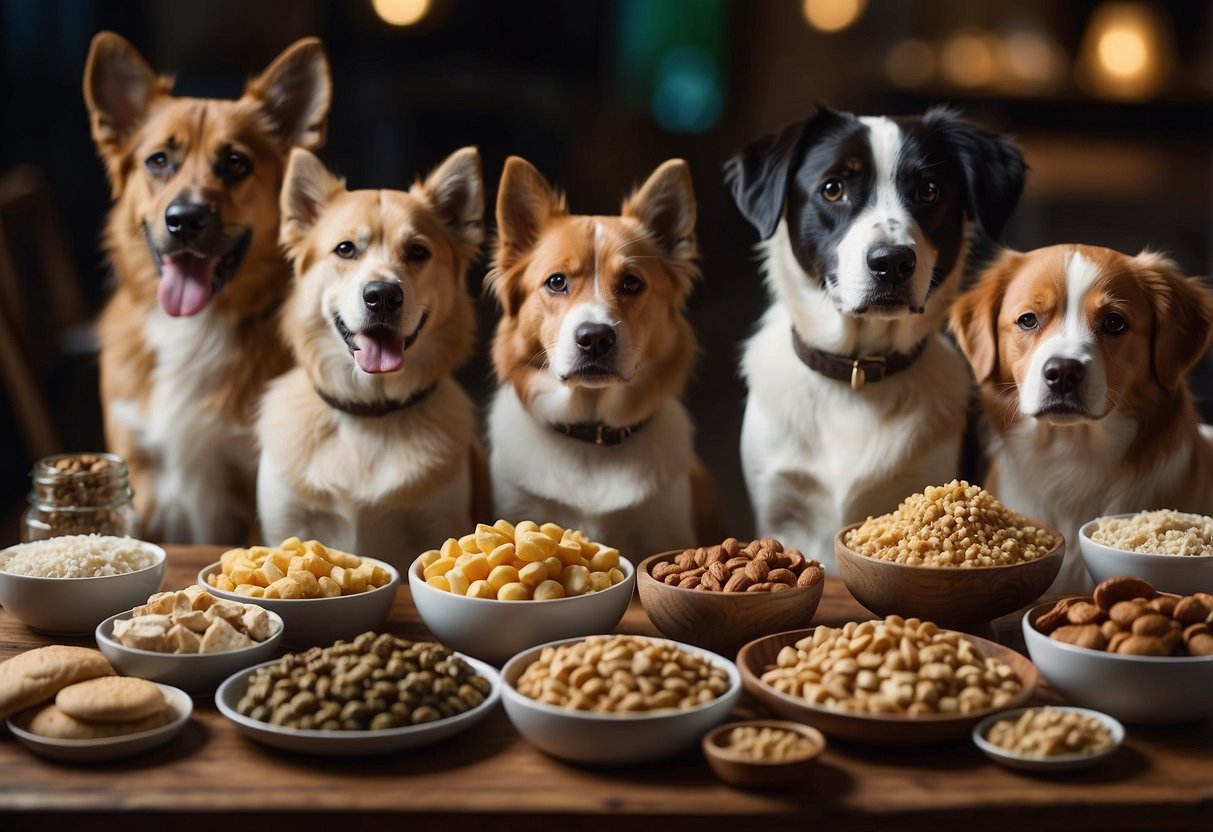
[834,521,1065,630]
[736,627,1039,745]
[636,551,825,657]
[701,720,826,789]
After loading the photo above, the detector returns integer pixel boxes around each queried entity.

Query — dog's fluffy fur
[256,148,487,568]
[84,32,330,543]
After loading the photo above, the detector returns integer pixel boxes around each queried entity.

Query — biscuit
[55,676,165,723]
[24,703,171,740]
[0,645,115,721]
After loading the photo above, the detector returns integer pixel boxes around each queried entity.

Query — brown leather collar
[551,419,650,446]
[791,328,928,390]
[315,382,438,417]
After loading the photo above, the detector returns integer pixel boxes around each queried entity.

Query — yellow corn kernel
[446,567,471,596]
[458,533,480,554]
[487,565,519,593]
[487,543,516,568]
[608,567,625,585]
[543,556,564,580]
[539,522,565,541]
[268,576,304,599]
[518,561,548,588]
[288,570,321,598]
[560,564,590,596]
[317,576,342,597]
[422,556,457,581]
[590,548,620,572]
[234,584,264,598]
[515,520,540,537]
[228,566,255,586]
[475,523,511,554]
[426,575,451,592]
[533,579,566,600]
[497,581,531,601]
[416,550,442,570]
[440,538,462,560]
[516,531,557,562]
[587,571,612,593]
[456,552,490,582]
[300,552,333,578]
[492,518,516,538]
[466,580,496,599]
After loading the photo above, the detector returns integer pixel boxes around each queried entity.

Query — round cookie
[55,676,165,723]
[0,645,115,721]
[23,703,171,740]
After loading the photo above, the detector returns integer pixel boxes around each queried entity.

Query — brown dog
[83,32,331,544]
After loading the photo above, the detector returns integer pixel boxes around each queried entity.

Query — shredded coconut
[0,534,158,578]
[1091,510,1213,556]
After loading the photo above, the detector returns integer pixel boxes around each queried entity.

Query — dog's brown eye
[215,150,252,184]
[145,152,170,174]
[917,180,940,204]
[620,274,644,294]
[405,243,431,262]
[1016,312,1039,331]
[334,241,357,259]
[545,273,568,293]
[1102,312,1128,335]
[821,179,844,202]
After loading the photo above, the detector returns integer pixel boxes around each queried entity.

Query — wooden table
[1,546,1210,831]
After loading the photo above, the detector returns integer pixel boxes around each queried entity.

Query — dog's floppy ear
[926,108,1026,241]
[279,148,345,251]
[950,249,1023,384]
[723,117,808,241]
[245,37,331,151]
[83,32,169,156]
[622,159,699,284]
[1133,250,1213,392]
[419,146,485,257]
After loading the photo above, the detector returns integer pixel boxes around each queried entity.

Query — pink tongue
[353,330,406,374]
[158,255,218,317]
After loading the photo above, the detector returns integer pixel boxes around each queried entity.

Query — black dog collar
[551,419,650,446]
[791,328,928,391]
[315,382,438,417]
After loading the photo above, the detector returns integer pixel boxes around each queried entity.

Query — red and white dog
[951,244,1213,590]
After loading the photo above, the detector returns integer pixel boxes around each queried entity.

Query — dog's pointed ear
[1133,250,1213,392]
[83,32,169,153]
[245,37,331,151]
[495,156,564,271]
[419,146,485,255]
[622,159,698,272]
[950,249,1023,384]
[280,148,345,250]
[926,108,1026,241]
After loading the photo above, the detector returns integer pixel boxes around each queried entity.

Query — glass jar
[22,452,139,542]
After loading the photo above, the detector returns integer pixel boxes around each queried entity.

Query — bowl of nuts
[972,706,1124,772]
[736,615,1038,744]
[214,632,501,755]
[636,537,825,655]
[500,634,741,764]
[834,481,1065,631]
[701,720,827,789]
[197,538,399,649]
[1079,511,1213,595]
[408,520,635,665]
[1023,575,1213,723]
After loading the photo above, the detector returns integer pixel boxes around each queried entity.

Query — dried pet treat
[112,588,277,654]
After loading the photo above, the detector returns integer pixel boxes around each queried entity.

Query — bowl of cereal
[972,706,1124,771]
[637,538,825,655]
[736,616,1038,744]
[408,520,635,665]
[95,587,284,694]
[197,538,398,649]
[0,535,166,635]
[702,720,827,789]
[500,634,741,764]
[834,481,1065,631]
[1080,511,1213,595]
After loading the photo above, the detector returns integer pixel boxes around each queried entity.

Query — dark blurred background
[1,0,1211,543]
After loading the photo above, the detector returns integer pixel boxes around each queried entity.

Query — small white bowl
[973,706,1124,771]
[215,655,501,755]
[197,558,399,649]
[0,539,166,635]
[408,556,636,666]
[1079,515,1213,595]
[95,608,284,695]
[500,635,741,765]
[6,683,192,762]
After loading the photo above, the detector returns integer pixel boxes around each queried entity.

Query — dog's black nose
[164,201,215,243]
[1043,357,1084,394]
[363,281,403,313]
[866,245,916,284]
[575,323,617,359]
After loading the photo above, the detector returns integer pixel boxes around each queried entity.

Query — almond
[767,568,797,585]
[1187,633,1213,656]
[721,537,742,557]
[1065,601,1105,626]
[1174,596,1212,626]
[797,565,824,588]
[1109,599,1147,627]
[1131,613,1174,638]
[723,572,752,592]
[707,561,728,582]
[651,562,684,581]
[1093,575,1155,611]
[745,558,769,583]
[1145,594,1179,617]
[1050,624,1107,650]
[1116,634,1167,656]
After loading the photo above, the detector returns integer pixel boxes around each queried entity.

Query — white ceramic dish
[1079,514,1213,595]
[972,706,1124,771]
[408,555,636,665]
[1023,603,1213,723]
[197,558,399,649]
[95,607,285,695]
[6,683,192,762]
[500,635,741,765]
[215,655,501,755]
[0,539,166,635]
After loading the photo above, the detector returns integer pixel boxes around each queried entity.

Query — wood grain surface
[1,546,1210,832]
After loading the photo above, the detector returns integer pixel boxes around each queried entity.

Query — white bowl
[972,706,1124,772]
[95,608,284,695]
[500,635,741,765]
[197,558,399,649]
[1079,515,1213,595]
[215,655,501,755]
[1023,603,1213,724]
[408,556,636,666]
[6,683,192,762]
[0,539,166,635]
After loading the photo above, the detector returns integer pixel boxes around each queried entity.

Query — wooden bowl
[736,627,1039,744]
[834,522,1065,631]
[636,551,825,656]
[702,720,826,789]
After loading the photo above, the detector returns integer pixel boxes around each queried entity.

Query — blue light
[650,45,723,134]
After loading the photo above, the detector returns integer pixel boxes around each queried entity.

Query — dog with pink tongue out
[255,147,490,568]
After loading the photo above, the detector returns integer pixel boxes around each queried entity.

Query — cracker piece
[55,676,165,722]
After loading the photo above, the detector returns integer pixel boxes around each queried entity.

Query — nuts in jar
[652,537,824,592]
[22,453,138,541]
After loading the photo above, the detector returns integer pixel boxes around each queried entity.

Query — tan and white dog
[256,148,487,568]
[951,244,1213,591]
[84,32,331,544]
[486,156,719,557]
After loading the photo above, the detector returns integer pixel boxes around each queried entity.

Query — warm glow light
[1098,27,1149,78]
[885,40,935,88]
[802,0,867,34]
[1077,2,1174,100]
[1001,29,1064,87]
[372,0,431,27]
[940,31,996,89]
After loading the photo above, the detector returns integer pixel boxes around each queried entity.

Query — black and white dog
[724,105,1025,570]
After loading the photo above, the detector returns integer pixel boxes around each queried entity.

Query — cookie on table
[55,676,165,723]
[0,645,115,720]
[24,703,172,740]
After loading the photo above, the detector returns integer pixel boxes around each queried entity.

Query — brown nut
[1093,576,1156,611]
[767,568,797,585]
[1131,613,1175,638]
[724,557,749,572]
[1099,620,1122,640]
[1115,634,1168,656]
[1065,602,1105,626]
[797,565,824,588]
[703,546,725,566]
[784,549,805,570]
[1182,622,1210,642]
[1187,633,1213,656]
[768,582,792,592]
[1107,631,1131,653]
[1109,599,1147,628]
[707,561,729,582]
[758,537,783,554]
[677,574,701,589]
[692,549,708,567]
[746,581,777,592]
[1146,595,1179,617]
[1050,624,1108,651]
[723,572,753,593]
[675,551,696,568]
[721,538,742,557]
[700,573,722,592]
[1173,596,1212,626]
[1033,603,1071,635]
[745,559,770,583]
[651,562,685,581]
[663,574,681,586]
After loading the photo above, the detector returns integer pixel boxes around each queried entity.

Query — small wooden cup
[702,720,826,789]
